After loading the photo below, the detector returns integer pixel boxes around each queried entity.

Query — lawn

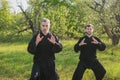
[0,40,120,80]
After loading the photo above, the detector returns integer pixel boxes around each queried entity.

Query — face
[85,26,94,35]
[40,22,50,35]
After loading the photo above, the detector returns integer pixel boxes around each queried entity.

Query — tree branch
[18,27,31,34]
[18,5,35,34]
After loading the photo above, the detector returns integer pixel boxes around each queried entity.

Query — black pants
[30,60,59,80]
[72,59,106,80]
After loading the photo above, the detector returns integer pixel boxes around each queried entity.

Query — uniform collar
[85,35,93,38]
[40,31,50,36]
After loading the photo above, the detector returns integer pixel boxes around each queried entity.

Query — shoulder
[77,36,85,42]
[30,32,39,40]
[49,32,60,40]
[49,32,58,38]
[92,36,99,39]
[92,36,101,41]
[33,32,39,38]
[80,36,86,40]
[51,32,56,36]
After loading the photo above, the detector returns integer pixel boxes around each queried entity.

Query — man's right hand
[79,38,87,46]
[36,33,44,46]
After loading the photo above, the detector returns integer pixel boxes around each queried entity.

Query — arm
[74,37,87,52]
[95,37,106,51]
[74,40,80,52]
[52,36,63,53]
[74,38,83,52]
[27,33,37,55]
[48,33,62,53]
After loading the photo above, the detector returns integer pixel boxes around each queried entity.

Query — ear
[92,28,94,31]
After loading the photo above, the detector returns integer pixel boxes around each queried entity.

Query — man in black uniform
[72,24,106,80]
[27,18,62,80]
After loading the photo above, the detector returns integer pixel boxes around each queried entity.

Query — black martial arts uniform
[72,35,106,80]
[27,32,62,80]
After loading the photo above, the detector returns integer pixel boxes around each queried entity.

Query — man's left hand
[91,37,100,44]
[48,34,56,44]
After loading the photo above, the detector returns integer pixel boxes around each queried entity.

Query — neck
[42,31,49,35]
[87,34,92,37]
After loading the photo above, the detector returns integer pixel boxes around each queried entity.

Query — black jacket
[27,32,62,62]
[74,35,106,62]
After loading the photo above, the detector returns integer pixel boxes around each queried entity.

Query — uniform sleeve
[74,38,83,52]
[52,36,63,53]
[95,37,106,51]
[27,33,37,55]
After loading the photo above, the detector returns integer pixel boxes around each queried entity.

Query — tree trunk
[111,35,120,45]
[103,25,120,45]
[86,0,120,46]
[18,5,39,35]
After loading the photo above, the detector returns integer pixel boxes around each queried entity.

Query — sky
[8,0,29,13]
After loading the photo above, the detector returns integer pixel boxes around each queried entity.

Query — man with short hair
[27,18,62,80]
[72,24,106,80]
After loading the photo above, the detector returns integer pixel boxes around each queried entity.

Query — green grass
[0,40,120,80]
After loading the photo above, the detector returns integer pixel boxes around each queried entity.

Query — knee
[30,72,39,80]
[56,74,60,80]
[102,68,106,76]
[29,77,37,80]
[95,69,106,80]
[30,76,38,80]
[100,68,106,79]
